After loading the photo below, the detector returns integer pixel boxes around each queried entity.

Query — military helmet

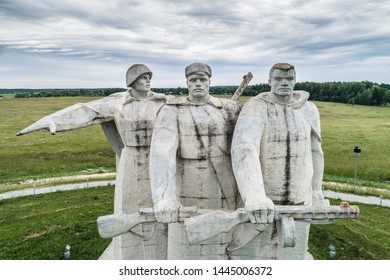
[126,64,153,87]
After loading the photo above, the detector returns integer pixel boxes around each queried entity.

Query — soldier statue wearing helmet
[126,64,153,87]
[17,64,173,260]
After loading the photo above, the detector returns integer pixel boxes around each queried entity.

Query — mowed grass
[0,185,114,260]
[0,188,388,260]
[0,96,389,191]
[315,102,390,186]
[308,199,390,260]
[0,97,116,185]
[0,96,389,260]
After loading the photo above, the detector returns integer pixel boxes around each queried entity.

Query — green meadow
[1,95,389,193]
[0,95,389,260]
[316,101,390,184]
[0,186,114,260]
[0,96,115,186]
[0,186,388,260]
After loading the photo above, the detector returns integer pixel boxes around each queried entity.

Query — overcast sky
[1,0,390,88]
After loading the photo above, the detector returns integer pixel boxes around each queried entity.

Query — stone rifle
[231,72,253,101]
[97,202,359,248]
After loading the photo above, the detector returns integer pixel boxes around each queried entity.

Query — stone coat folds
[150,95,241,259]
[231,90,324,259]
[28,91,172,259]
[232,90,323,206]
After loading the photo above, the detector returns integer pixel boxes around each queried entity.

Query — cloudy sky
[1,0,390,88]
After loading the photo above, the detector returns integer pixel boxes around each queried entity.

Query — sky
[1,0,390,88]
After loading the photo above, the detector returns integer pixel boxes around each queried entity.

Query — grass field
[0,95,389,260]
[1,95,389,191]
[0,186,388,260]
[316,101,390,185]
[0,186,113,260]
[0,96,115,185]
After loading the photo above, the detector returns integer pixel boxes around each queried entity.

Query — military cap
[185,63,212,78]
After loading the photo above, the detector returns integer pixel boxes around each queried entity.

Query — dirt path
[0,179,115,200]
[1,176,389,207]
[324,190,389,207]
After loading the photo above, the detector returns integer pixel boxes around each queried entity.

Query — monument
[18,62,359,260]
[17,64,172,260]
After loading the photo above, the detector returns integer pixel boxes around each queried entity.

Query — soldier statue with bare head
[231,63,327,259]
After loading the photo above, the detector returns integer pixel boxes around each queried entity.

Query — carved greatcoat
[150,95,241,259]
[231,90,324,259]
[36,91,171,259]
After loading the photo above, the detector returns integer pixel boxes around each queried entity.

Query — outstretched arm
[17,116,57,135]
[16,98,115,136]
[231,100,274,223]
[149,105,181,223]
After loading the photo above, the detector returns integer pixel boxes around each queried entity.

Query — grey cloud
[295,17,333,28]
[1,0,390,87]
[0,0,48,20]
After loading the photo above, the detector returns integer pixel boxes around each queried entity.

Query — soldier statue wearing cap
[149,63,241,259]
[17,64,173,260]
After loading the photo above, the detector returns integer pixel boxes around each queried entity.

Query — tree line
[6,88,124,98]
[294,81,390,106]
[3,81,390,106]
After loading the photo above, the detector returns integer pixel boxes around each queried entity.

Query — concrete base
[98,241,315,260]
[98,242,113,260]
[306,252,314,260]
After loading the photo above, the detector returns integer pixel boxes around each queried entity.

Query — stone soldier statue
[231,63,327,259]
[17,64,172,260]
[149,63,241,259]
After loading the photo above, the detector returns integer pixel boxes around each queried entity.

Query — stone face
[17,64,171,260]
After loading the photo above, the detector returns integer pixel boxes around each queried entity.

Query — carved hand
[16,117,57,136]
[312,190,330,207]
[245,196,275,224]
[153,199,182,223]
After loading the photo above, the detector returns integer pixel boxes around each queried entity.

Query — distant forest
[2,80,390,106]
